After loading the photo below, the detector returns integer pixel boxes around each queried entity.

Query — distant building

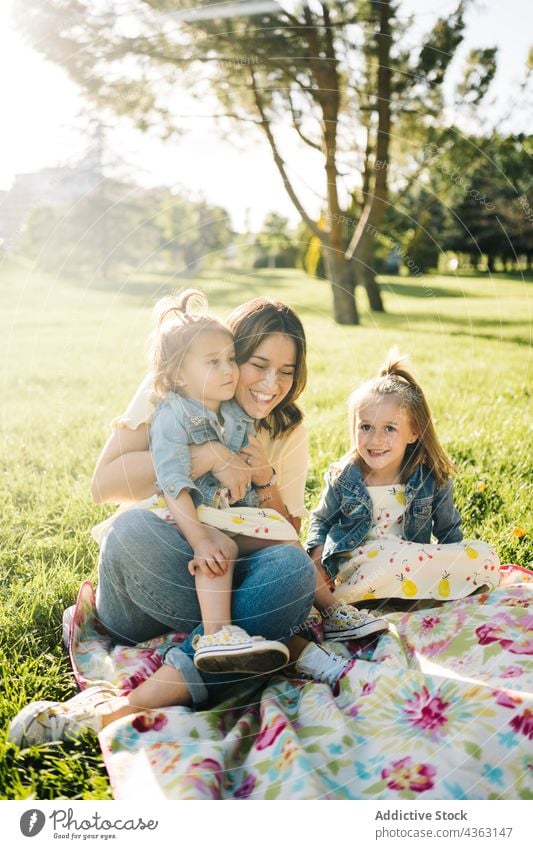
[0,157,102,253]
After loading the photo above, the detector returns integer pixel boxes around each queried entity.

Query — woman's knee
[103,510,184,557]
[99,511,146,576]
[269,544,316,597]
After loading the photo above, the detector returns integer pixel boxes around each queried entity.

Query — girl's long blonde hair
[150,289,231,399]
[348,348,455,486]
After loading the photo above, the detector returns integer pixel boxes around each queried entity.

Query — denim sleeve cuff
[157,478,203,506]
[305,534,325,553]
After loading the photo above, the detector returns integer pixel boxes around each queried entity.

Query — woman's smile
[235,333,297,420]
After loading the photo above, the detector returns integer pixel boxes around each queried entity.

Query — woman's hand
[239,435,272,488]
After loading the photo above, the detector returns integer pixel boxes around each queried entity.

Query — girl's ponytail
[379,347,419,388]
[149,289,228,399]
[153,289,209,330]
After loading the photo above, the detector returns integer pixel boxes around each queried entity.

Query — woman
[9,297,327,747]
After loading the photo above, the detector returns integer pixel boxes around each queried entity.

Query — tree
[154,196,234,271]
[19,181,160,277]
[253,212,298,268]
[16,1,489,322]
[411,132,533,271]
[19,180,234,277]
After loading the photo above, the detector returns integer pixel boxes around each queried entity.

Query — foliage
[373,131,533,275]
[252,213,299,269]
[14,0,499,323]
[18,181,234,277]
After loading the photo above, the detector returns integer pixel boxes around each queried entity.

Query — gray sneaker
[8,686,124,748]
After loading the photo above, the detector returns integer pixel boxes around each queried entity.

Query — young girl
[145,289,297,676]
[305,350,500,638]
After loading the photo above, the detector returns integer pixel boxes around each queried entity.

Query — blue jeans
[95,510,315,706]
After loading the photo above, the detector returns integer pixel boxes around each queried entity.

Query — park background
[0,0,531,799]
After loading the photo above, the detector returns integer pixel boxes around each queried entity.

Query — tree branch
[288,91,323,151]
[346,0,392,259]
[250,70,325,239]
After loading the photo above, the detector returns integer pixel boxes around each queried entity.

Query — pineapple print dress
[92,489,298,546]
[333,484,500,604]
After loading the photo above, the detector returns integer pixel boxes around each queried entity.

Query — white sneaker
[323,605,389,641]
[193,624,289,675]
[62,605,76,649]
[295,642,352,686]
[8,686,125,748]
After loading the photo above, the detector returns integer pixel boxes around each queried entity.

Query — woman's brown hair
[226,298,307,438]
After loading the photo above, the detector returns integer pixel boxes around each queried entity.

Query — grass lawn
[0,256,531,798]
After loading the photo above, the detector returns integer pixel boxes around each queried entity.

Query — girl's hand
[188,538,231,578]
[239,436,272,488]
[213,453,252,504]
[188,529,238,577]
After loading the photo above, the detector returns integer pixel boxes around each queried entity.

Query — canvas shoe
[294,642,352,686]
[323,604,389,641]
[8,685,126,748]
[62,604,76,649]
[192,624,289,674]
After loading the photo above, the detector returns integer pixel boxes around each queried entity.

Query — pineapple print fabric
[92,491,298,544]
[334,485,500,604]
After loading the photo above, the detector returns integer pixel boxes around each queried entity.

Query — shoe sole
[194,643,290,675]
[324,621,389,641]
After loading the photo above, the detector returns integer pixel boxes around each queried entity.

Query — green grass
[0,256,531,798]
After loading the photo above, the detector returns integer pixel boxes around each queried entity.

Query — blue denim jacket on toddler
[150,392,258,508]
[305,460,463,580]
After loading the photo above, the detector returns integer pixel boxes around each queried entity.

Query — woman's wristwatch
[255,467,277,489]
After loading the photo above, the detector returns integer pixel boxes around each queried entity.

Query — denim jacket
[150,393,258,507]
[306,460,463,576]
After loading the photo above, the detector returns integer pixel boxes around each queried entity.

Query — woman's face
[235,332,297,420]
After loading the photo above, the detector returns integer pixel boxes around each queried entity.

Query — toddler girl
[298,349,499,680]
[147,289,296,675]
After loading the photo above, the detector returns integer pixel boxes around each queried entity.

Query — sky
[1,0,532,231]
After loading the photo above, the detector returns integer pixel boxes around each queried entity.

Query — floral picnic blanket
[68,566,533,800]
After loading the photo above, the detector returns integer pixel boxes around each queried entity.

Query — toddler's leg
[194,561,235,634]
[189,531,289,675]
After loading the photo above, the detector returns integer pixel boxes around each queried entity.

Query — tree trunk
[351,230,385,311]
[323,245,359,325]
[345,0,391,314]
